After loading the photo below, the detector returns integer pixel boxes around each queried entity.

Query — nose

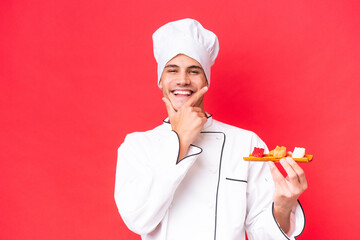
[176,71,190,85]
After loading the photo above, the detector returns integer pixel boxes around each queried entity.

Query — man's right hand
[162,86,208,162]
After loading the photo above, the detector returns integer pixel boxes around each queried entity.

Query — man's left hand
[268,157,308,233]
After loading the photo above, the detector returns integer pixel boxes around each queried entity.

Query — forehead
[166,54,202,68]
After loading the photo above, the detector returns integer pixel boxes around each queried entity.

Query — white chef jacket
[114,115,305,240]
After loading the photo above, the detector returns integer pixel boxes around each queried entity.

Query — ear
[204,75,209,87]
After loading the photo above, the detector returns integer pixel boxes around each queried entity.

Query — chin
[173,104,182,111]
[170,99,185,111]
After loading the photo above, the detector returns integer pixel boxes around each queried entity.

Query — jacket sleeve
[114,130,202,235]
[245,136,305,239]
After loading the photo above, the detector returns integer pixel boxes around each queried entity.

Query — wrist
[273,203,291,233]
[175,133,191,162]
[274,202,293,213]
[273,205,292,219]
[177,131,191,148]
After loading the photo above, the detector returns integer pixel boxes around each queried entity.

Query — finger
[197,111,207,119]
[162,97,176,118]
[279,158,301,187]
[285,157,308,189]
[184,86,208,107]
[192,107,206,113]
[267,161,287,187]
[189,107,207,117]
[185,107,207,119]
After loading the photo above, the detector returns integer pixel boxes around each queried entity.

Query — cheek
[159,82,167,93]
[160,87,166,97]
[159,84,170,98]
[194,77,207,88]
[159,77,171,90]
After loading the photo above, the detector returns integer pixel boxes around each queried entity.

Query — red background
[1,0,360,239]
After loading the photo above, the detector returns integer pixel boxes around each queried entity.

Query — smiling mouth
[172,90,193,96]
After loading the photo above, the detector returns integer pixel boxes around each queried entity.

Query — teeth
[173,90,192,96]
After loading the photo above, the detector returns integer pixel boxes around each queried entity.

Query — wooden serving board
[243,154,313,163]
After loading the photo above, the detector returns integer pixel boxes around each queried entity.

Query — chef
[114,18,307,240]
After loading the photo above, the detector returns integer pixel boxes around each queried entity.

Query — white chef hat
[152,18,219,86]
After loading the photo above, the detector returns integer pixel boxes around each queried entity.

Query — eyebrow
[164,64,203,70]
[164,64,179,68]
[188,65,203,70]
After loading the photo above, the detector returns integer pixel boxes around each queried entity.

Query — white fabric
[114,116,305,240]
[152,18,220,86]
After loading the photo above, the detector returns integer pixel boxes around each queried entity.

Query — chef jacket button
[216,136,221,140]
[209,203,214,209]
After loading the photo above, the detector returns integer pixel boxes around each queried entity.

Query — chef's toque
[152,18,219,86]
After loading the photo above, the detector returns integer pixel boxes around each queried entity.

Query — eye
[189,70,199,74]
[167,69,177,73]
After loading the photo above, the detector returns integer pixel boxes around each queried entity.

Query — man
[115,18,307,240]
